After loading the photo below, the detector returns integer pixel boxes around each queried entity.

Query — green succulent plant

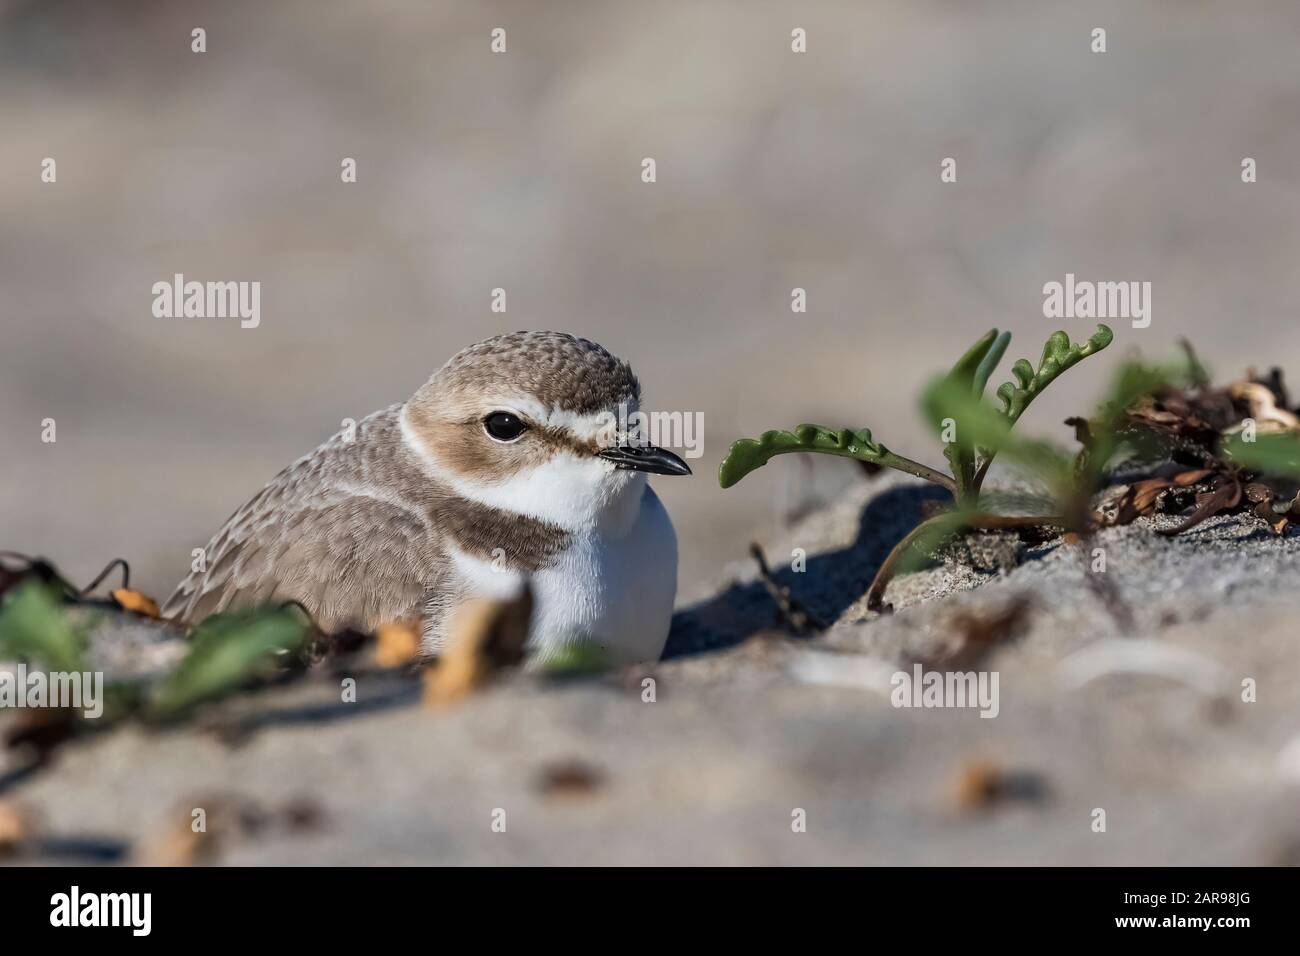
[720,324,1113,505]
[1223,431,1300,480]
[718,325,1118,611]
[0,579,90,675]
[0,572,312,725]
[149,604,312,720]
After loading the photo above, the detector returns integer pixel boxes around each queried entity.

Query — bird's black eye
[483,411,528,442]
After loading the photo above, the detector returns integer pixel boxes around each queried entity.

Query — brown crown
[424,331,640,414]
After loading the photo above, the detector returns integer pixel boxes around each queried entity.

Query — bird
[161,331,691,665]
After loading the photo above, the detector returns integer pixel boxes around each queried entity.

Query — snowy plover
[162,331,690,665]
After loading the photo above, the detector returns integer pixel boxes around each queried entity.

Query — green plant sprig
[717,425,955,493]
[970,324,1114,492]
[0,578,313,726]
[718,324,1114,506]
[717,323,1123,614]
[148,604,312,721]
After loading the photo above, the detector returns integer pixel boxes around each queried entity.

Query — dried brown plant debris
[0,552,167,620]
[0,553,62,600]
[1229,380,1300,434]
[141,812,221,867]
[109,588,161,618]
[749,542,827,636]
[422,587,533,707]
[1089,362,1300,537]
[74,558,162,618]
[952,760,1050,812]
[1255,490,1300,535]
[535,758,606,799]
[0,799,36,857]
[1159,474,1243,536]
[373,619,422,668]
[139,794,325,865]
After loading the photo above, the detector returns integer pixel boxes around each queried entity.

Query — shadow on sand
[666,482,952,658]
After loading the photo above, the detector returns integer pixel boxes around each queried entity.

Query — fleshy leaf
[946,330,1002,396]
[148,604,311,719]
[924,377,1074,494]
[540,641,609,677]
[718,424,887,489]
[1010,359,1034,390]
[972,331,1012,398]
[937,329,1011,494]
[0,580,89,674]
[1223,432,1300,479]
[995,324,1114,423]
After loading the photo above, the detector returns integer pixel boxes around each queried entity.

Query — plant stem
[865,512,1067,613]
[877,452,958,494]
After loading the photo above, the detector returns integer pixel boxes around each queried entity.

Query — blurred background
[3,0,1300,602]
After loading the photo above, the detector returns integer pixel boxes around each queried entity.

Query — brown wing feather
[162,407,443,633]
[164,492,437,632]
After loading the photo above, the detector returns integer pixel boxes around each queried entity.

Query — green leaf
[0,580,88,674]
[946,329,1006,396]
[540,640,609,677]
[148,604,310,719]
[995,324,1114,423]
[923,376,1074,493]
[1222,432,1300,479]
[972,330,1012,398]
[936,329,1011,494]
[718,424,887,489]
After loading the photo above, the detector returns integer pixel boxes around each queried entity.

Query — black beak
[598,445,692,476]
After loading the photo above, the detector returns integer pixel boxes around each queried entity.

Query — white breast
[529,485,678,666]
[440,483,677,666]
